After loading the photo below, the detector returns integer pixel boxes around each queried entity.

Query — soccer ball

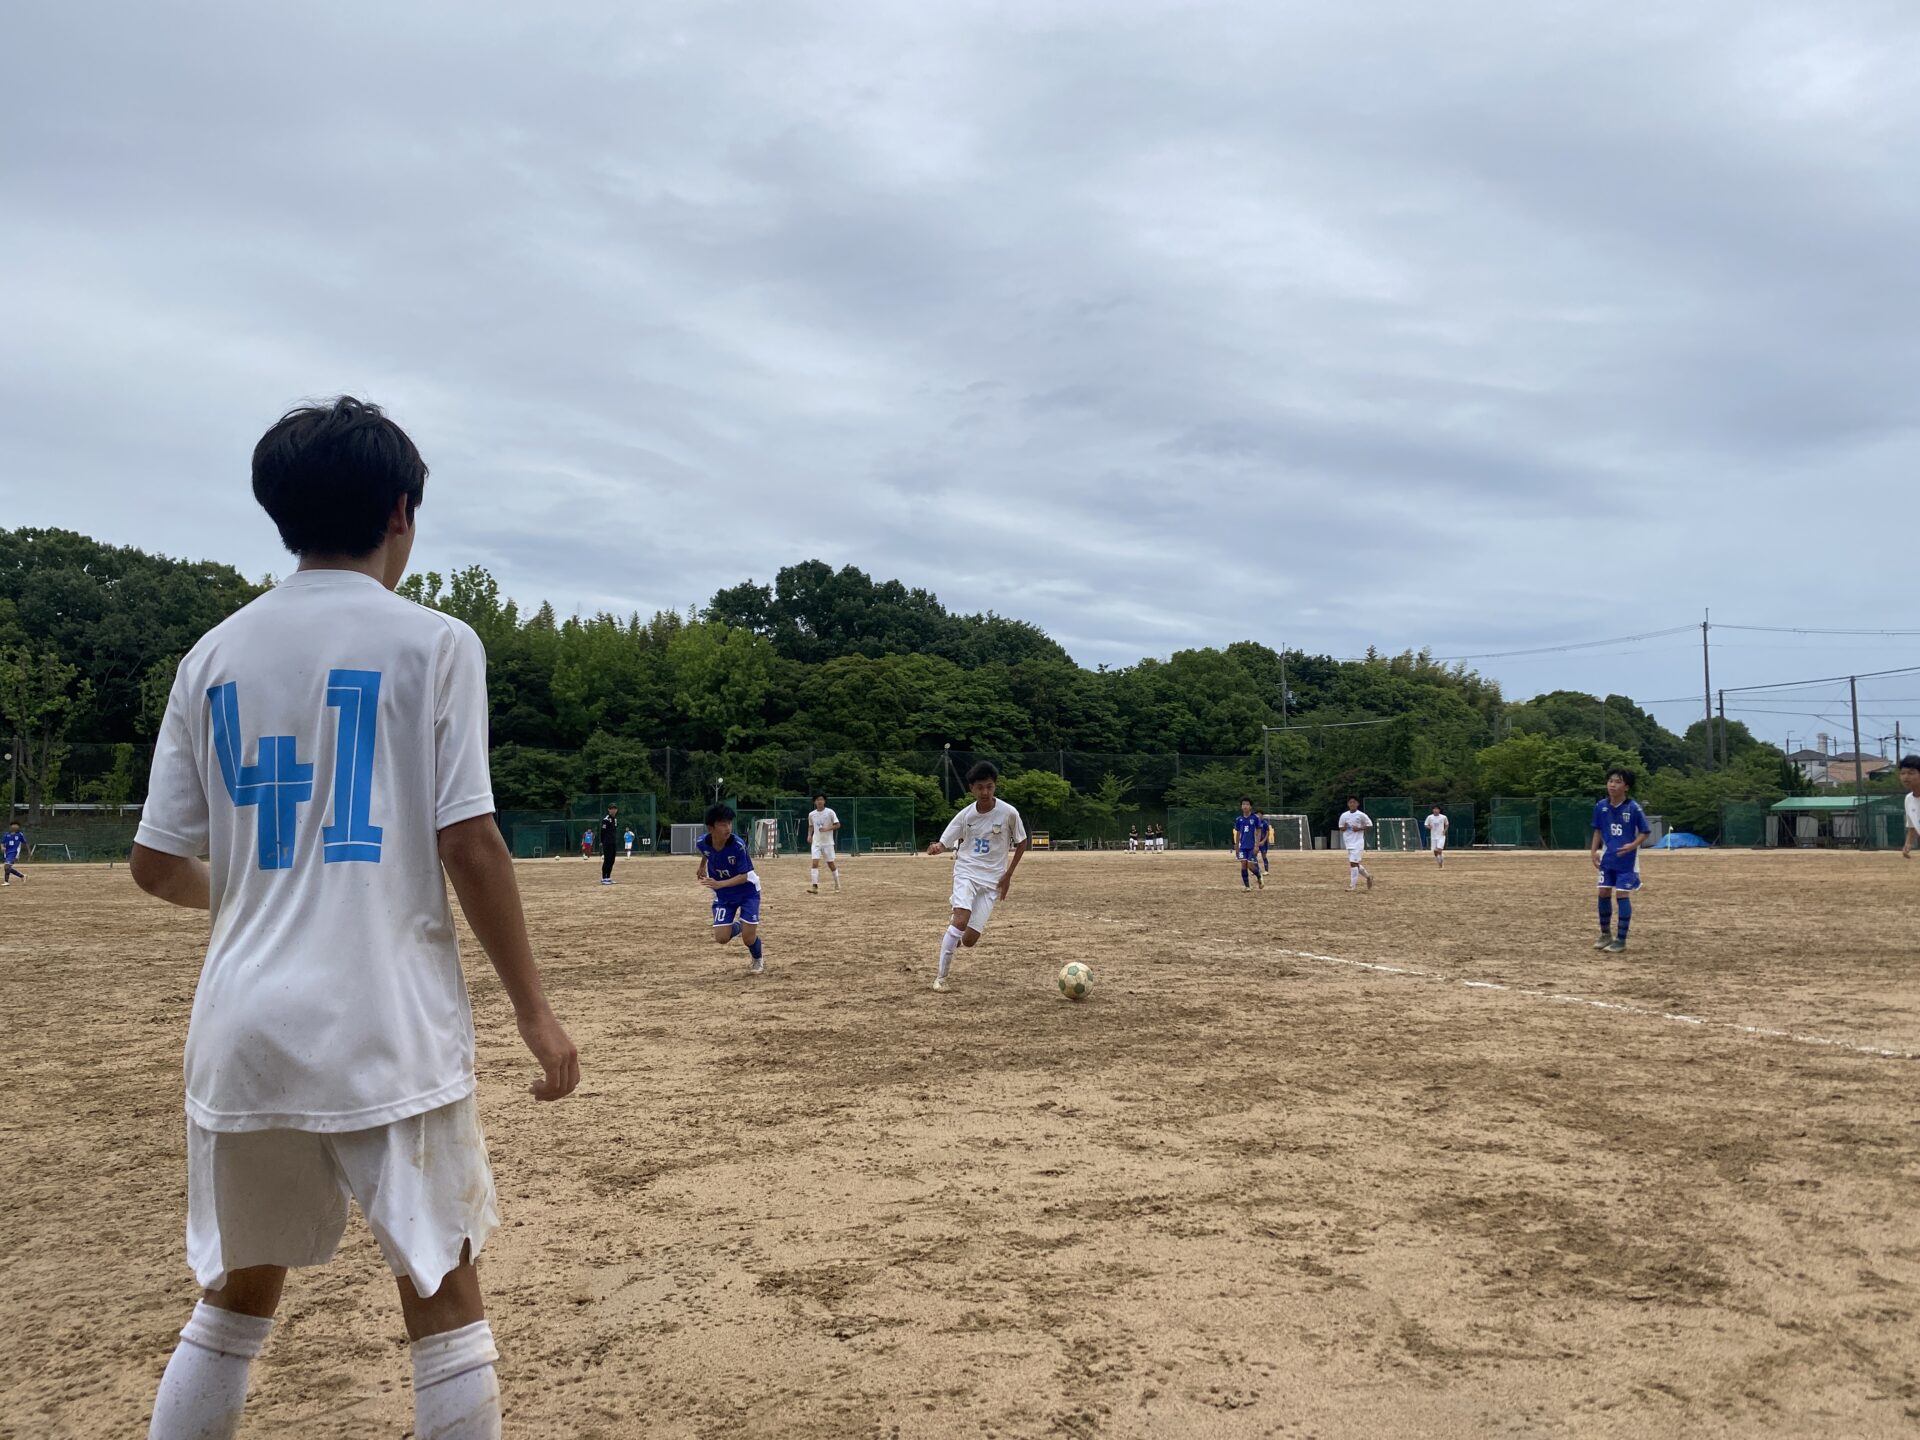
[1058,962,1093,1000]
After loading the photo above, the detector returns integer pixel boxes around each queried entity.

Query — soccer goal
[751,818,780,861]
[1376,817,1420,852]
[1263,814,1310,851]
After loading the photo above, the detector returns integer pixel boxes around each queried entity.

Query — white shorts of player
[1345,842,1367,864]
[1431,839,1446,852]
[950,877,1001,933]
[811,841,836,862]
[186,1094,496,1297]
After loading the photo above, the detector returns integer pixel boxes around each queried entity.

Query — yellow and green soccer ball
[1057,962,1093,1000]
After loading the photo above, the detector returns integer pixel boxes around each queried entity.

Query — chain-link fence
[1490,796,1543,848]
[769,796,917,855]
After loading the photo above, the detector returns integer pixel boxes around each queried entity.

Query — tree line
[3,529,1815,840]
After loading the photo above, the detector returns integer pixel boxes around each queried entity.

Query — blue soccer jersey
[1233,814,1262,855]
[2,831,23,864]
[698,832,761,925]
[1593,799,1649,868]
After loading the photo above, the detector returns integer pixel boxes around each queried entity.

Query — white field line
[1274,948,1920,1061]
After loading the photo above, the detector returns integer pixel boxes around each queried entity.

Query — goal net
[751,818,780,860]
[1262,814,1309,851]
[1376,817,1420,852]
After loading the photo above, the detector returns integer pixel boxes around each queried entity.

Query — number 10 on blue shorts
[713,888,762,928]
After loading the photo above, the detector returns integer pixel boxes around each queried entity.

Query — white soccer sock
[412,1321,501,1440]
[810,864,819,886]
[831,869,840,889]
[1349,868,1358,889]
[149,1300,273,1440]
[937,925,963,980]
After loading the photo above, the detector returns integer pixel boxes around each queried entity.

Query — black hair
[1606,766,1636,789]
[704,803,736,827]
[1239,796,1253,807]
[252,396,427,557]
[813,792,828,803]
[1901,755,1920,772]
[965,761,999,785]
[1347,795,1360,804]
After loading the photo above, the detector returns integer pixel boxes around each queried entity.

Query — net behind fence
[1376,817,1419,852]
[1264,813,1309,850]
[1362,797,1412,852]
[566,793,658,846]
[1721,801,1767,848]
[1547,797,1593,850]
[1444,803,1475,848]
[1491,796,1543,848]
[16,814,142,862]
[1166,807,1235,850]
[771,796,917,855]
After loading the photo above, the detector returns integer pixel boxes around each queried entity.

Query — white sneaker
[932,976,948,992]
[808,885,818,894]
[750,957,765,974]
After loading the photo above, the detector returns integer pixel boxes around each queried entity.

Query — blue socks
[1615,898,1632,942]
[748,937,763,961]
[1598,896,1613,933]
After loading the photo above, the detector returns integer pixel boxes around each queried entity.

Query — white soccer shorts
[811,841,836,862]
[950,877,1001,934]
[186,1094,497,1298]
[1344,843,1367,864]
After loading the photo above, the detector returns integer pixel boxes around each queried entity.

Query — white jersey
[136,569,495,1134]
[1424,813,1449,845]
[1907,792,1920,838]
[941,799,1027,887]
[1338,810,1372,850]
[808,807,839,845]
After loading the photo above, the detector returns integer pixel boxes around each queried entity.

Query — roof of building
[1787,749,1827,762]
[1770,795,1899,811]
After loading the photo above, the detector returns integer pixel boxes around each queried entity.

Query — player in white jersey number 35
[925,761,1030,991]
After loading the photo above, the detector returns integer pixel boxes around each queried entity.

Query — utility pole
[1701,612,1714,770]
[1717,690,1728,769]
[1850,676,1865,815]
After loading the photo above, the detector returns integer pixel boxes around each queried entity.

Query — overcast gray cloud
[4,0,1918,744]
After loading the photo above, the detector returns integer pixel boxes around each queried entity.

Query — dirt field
[4,848,1919,1438]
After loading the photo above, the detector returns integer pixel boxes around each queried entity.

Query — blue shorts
[712,886,762,928]
[1238,848,1260,864]
[1597,864,1642,893]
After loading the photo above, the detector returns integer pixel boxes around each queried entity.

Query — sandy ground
[3,847,1919,1439]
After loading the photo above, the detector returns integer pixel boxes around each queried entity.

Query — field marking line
[1275,948,1919,1061]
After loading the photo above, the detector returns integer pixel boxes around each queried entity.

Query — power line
[1722,663,1920,696]
[1421,624,1697,664]
[1714,623,1920,638]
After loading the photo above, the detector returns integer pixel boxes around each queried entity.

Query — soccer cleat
[749,956,765,974]
[808,885,818,895]
[1603,939,1627,954]
[1594,935,1613,950]
[932,976,948,992]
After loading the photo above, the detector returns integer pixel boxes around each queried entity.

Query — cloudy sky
[5,0,1918,747]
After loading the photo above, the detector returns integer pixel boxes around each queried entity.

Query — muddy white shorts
[186,1093,497,1298]
[811,840,836,862]
[950,877,1001,933]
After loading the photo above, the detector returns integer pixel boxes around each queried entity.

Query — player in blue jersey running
[1256,809,1273,874]
[697,803,765,974]
[1233,798,1265,890]
[1590,766,1651,953]
[3,822,25,883]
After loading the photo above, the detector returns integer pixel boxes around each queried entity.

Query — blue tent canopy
[1650,831,1709,849]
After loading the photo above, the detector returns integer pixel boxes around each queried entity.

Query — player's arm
[696,856,717,888]
[710,871,754,890]
[130,843,211,910]
[1589,827,1604,867]
[997,832,1031,898]
[437,816,579,1101]
[1620,809,1652,855]
[928,815,963,856]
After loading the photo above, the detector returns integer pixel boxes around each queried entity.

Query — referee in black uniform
[599,804,621,885]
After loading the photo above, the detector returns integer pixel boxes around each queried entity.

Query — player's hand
[926,842,945,856]
[517,1008,580,1101]
[996,874,1012,900]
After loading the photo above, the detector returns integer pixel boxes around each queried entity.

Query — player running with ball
[926,761,1028,992]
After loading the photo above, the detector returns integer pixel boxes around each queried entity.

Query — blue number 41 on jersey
[209,670,385,871]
